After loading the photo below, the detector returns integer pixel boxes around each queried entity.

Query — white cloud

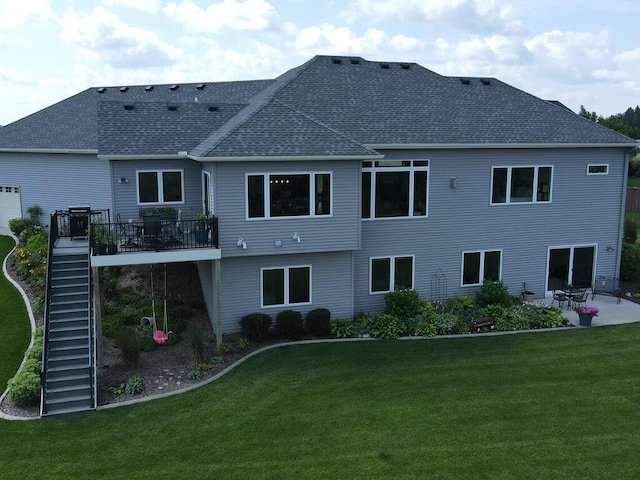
[100,0,163,13]
[342,0,525,35]
[286,23,423,56]
[0,1,53,28]
[58,7,183,69]
[436,35,531,67]
[164,0,279,33]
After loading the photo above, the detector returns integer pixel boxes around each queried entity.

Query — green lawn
[0,235,31,389]
[0,324,639,479]
[627,177,640,189]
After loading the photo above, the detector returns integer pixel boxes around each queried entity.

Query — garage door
[0,186,22,229]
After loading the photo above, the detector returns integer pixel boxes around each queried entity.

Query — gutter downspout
[617,151,631,278]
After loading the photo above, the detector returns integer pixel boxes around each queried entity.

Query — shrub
[188,320,207,364]
[365,314,407,339]
[218,342,234,354]
[7,371,41,406]
[8,218,34,235]
[476,305,508,322]
[22,357,42,375]
[125,375,144,395]
[431,312,460,335]
[187,369,201,380]
[275,310,304,339]
[330,319,353,338]
[116,329,140,367]
[447,295,475,311]
[351,319,371,338]
[495,310,530,331]
[305,308,331,336]
[240,313,272,342]
[621,243,640,282]
[414,319,436,337]
[136,326,157,352]
[624,218,639,244]
[475,280,512,308]
[384,288,425,321]
[238,337,249,350]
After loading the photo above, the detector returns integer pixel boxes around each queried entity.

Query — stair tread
[46,371,91,382]
[45,394,93,405]
[46,383,92,394]
[47,353,90,362]
[49,333,89,341]
[44,405,94,416]
[47,364,91,373]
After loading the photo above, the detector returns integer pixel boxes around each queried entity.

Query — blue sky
[1,0,639,126]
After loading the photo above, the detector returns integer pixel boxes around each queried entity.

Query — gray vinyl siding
[111,159,204,221]
[213,160,360,257]
[198,252,354,333]
[0,152,112,223]
[354,147,628,314]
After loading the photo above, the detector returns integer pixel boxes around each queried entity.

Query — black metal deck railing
[89,217,219,254]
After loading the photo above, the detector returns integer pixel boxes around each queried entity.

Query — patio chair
[116,213,140,249]
[162,209,183,247]
[571,289,589,309]
[142,214,162,250]
[551,289,567,309]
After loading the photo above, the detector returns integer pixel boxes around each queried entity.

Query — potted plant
[574,306,599,326]
[159,207,177,220]
[194,213,213,244]
[105,232,118,255]
[521,282,535,302]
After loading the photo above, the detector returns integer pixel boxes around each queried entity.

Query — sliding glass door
[547,245,595,291]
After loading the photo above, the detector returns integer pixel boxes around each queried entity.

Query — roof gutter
[186,154,385,162]
[366,143,637,150]
[0,148,98,154]
[97,153,190,161]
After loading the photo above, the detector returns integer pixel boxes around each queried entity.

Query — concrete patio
[543,293,640,327]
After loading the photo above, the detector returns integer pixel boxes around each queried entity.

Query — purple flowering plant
[574,306,599,316]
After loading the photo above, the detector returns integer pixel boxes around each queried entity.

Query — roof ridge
[190,57,322,157]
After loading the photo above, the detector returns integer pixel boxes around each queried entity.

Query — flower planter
[578,314,593,326]
[522,291,535,302]
[194,230,209,244]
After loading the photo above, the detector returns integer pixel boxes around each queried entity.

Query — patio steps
[41,245,95,417]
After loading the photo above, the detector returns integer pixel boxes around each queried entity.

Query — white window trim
[460,249,503,287]
[586,164,609,175]
[260,265,312,308]
[362,160,430,220]
[246,172,333,220]
[369,255,415,295]
[490,165,553,205]
[136,169,185,205]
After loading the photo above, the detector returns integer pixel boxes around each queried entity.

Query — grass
[0,324,639,478]
[627,177,640,188]
[625,209,640,227]
[0,235,31,389]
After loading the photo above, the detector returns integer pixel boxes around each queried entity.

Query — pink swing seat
[153,329,168,345]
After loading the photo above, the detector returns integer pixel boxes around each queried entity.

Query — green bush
[330,319,353,338]
[495,310,531,331]
[275,310,304,339]
[125,375,144,395]
[218,342,234,354]
[414,319,436,337]
[305,308,331,336]
[240,313,272,342]
[475,280,512,308]
[351,320,371,338]
[22,357,42,375]
[188,321,207,364]
[476,305,508,322]
[621,243,640,282]
[364,314,407,339]
[384,288,425,321]
[116,329,140,367]
[447,295,475,311]
[624,218,639,244]
[136,326,157,352]
[8,218,34,235]
[430,312,460,335]
[7,371,41,406]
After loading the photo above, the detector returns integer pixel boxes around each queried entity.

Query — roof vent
[480,78,491,85]
[196,83,206,90]
[350,58,360,65]
[207,104,218,112]
[170,84,179,91]
[145,85,154,92]
[460,78,470,85]
[97,87,106,94]
[331,58,342,65]
[123,103,134,111]
[167,103,178,111]
[119,86,129,92]
[380,63,390,69]
[400,63,411,70]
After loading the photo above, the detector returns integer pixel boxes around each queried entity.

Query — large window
[137,170,183,204]
[362,160,429,219]
[261,266,311,307]
[247,173,331,219]
[370,255,414,294]
[461,250,502,286]
[491,166,552,204]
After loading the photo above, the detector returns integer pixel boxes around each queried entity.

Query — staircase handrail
[88,243,97,409]
[40,211,60,416]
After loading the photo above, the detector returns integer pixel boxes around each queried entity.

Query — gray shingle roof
[0,55,635,155]
[0,80,272,150]
[98,101,246,156]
